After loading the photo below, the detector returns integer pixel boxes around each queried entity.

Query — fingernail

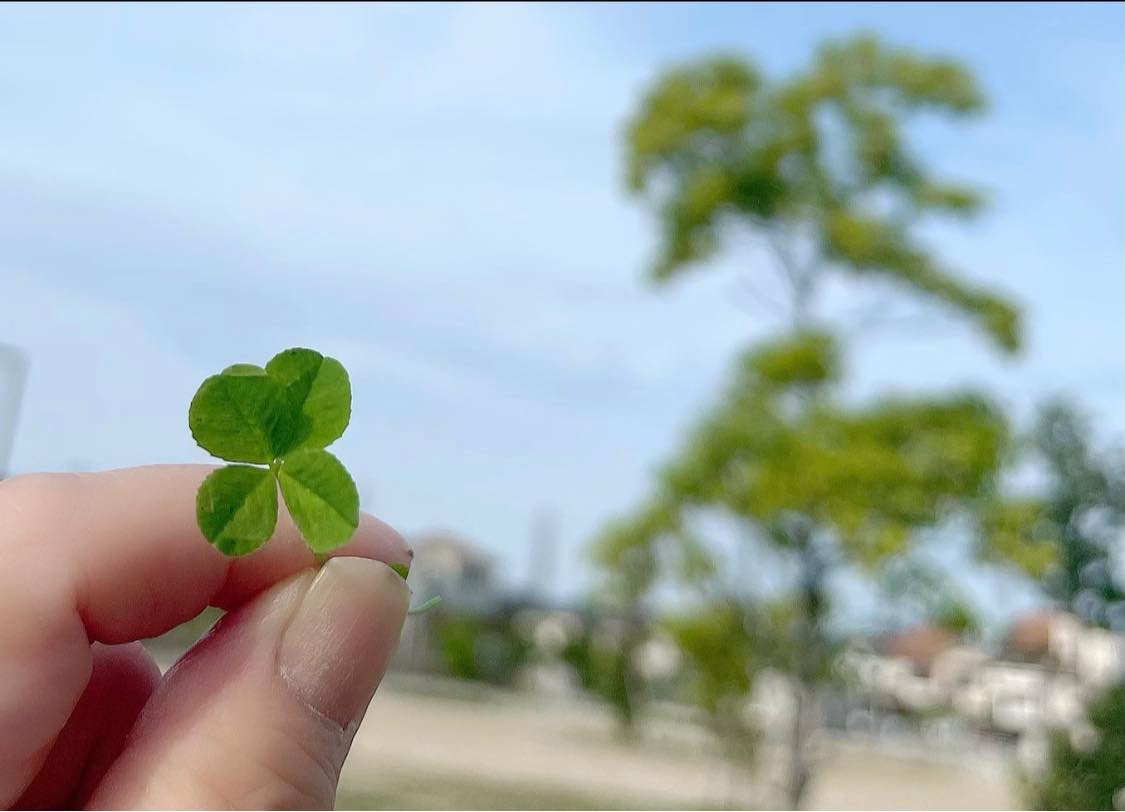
[278,557,409,727]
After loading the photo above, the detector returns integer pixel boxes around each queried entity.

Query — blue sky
[1,3,1121,620]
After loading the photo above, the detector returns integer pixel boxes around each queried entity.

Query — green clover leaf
[265,348,351,453]
[189,348,432,607]
[277,448,360,553]
[195,464,278,555]
[189,369,295,463]
[190,348,358,556]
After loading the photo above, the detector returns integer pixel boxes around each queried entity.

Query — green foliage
[560,631,599,693]
[664,602,755,716]
[434,616,479,681]
[1036,402,1125,628]
[590,503,669,602]
[625,33,1019,352]
[561,623,641,730]
[746,329,839,387]
[881,559,981,636]
[977,498,1058,578]
[432,614,530,686]
[189,348,359,556]
[643,332,1011,569]
[985,401,1125,628]
[1025,681,1125,810]
[822,210,1020,351]
[933,601,978,636]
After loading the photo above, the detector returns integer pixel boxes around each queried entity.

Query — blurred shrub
[663,602,753,717]
[664,602,758,762]
[435,616,478,680]
[1025,681,1124,810]
[561,627,636,729]
[433,613,530,687]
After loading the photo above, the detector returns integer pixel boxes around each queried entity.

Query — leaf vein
[219,377,273,458]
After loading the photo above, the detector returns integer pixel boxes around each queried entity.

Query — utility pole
[0,344,28,479]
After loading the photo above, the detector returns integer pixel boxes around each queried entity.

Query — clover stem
[408,596,443,615]
[313,552,329,568]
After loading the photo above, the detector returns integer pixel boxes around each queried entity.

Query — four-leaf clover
[189,348,358,556]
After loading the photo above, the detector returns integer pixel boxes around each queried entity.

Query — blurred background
[1,2,1122,809]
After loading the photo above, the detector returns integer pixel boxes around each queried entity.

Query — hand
[0,465,412,809]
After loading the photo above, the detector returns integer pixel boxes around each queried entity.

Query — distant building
[1004,608,1123,688]
[880,624,957,678]
[409,530,500,614]
[390,530,666,695]
[1006,608,1058,661]
[839,609,1122,761]
[393,531,502,673]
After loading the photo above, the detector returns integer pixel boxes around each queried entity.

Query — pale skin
[0,465,413,809]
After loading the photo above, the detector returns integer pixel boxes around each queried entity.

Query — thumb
[87,558,409,810]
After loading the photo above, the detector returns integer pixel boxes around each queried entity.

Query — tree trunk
[786,680,811,808]
[784,534,823,809]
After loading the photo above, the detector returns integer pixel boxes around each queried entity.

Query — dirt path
[340,678,1018,810]
[343,683,728,808]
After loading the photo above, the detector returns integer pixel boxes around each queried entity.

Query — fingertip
[345,512,413,567]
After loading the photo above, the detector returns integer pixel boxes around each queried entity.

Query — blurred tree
[597,34,1025,808]
[880,558,982,636]
[1024,680,1125,810]
[597,332,1014,805]
[625,34,1019,348]
[588,502,665,734]
[982,401,1125,629]
[664,600,762,805]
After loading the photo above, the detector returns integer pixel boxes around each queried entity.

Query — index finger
[0,464,412,644]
